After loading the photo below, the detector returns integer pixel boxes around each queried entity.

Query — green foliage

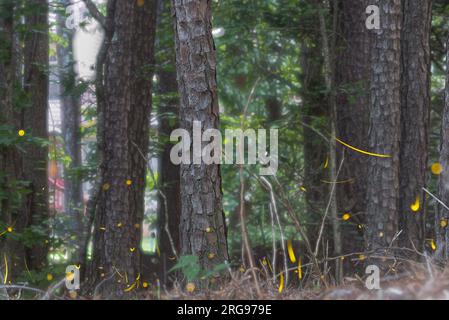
[169,255,229,283]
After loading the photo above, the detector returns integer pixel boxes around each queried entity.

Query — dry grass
[157,267,449,300]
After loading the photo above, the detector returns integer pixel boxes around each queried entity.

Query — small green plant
[169,255,228,283]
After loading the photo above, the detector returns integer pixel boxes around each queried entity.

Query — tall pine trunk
[437,35,449,263]
[365,0,402,256]
[86,0,157,297]
[0,0,27,280]
[398,0,432,255]
[172,0,229,272]
[335,0,371,258]
[22,0,49,271]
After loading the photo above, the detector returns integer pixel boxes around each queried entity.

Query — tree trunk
[156,0,181,282]
[86,0,157,298]
[398,0,432,256]
[22,0,49,271]
[172,0,229,273]
[57,0,84,264]
[317,0,343,284]
[299,42,327,245]
[335,0,371,259]
[157,68,181,280]
[0,0,28,280]
[365,0,402,256]
[437,35,449,263]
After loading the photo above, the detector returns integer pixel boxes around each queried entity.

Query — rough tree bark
[365,0,402,256]
[57,0,84,264]
[22,0,49,271]
[0,0,28,279]
[335,0,371,259]
[85,0,157,298]
[172,0,229,272]
[398,0,432,255]
[437,35,449,263]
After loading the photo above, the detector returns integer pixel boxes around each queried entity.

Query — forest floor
[156,269,449,300]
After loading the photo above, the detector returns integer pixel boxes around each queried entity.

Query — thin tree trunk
[85,0,157,298]
[398,0,432,256]
[365,0,402,257]
[172,0,229,273]
[317,0,342,284]
[157,68,181,284]
[57,0,84,264]
[437,35,449,263]
[156,0,181,283]
[299,42,327,247]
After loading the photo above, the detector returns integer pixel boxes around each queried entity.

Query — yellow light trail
[3,254,8,285]
[287,239,296,263]
[278,273,284,294]
[335,138,391,158]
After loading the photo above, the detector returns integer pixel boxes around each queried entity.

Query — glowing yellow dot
[440,219,448,228]
[342,213,351,221]
[358,255,366,261]
[205,227,212,233]
[117,222,122,228]
[142,282,149,288]
[130,247,136,252]
[47,274,53,281]
[300,186,307,192]
[134,223,140,229]
[186,282,195,293]
[99,227,106,231]
[66,272,75,281]
[410,196,420,212]
[126,180,133,186]
[262,259,267,265]
[102,183,110,191]
[239,266,245,273]
[18,130,25,137]
[379,232,384,237]
[101,273,105,277]
[430,240,437,251]
[208,253,215,259]
[358,224,363,229]
[6,227,13,233]
[431,163,443,175]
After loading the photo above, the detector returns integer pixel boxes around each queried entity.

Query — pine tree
[172,0,229,272]
[365,0,402,256]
